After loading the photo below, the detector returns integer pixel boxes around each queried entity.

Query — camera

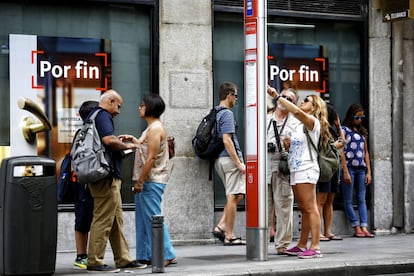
[267,142,276,153]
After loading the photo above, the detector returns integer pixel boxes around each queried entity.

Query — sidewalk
[54,234,414,275]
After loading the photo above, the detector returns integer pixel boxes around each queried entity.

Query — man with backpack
[211,82,246,246]
[85,90,146,272]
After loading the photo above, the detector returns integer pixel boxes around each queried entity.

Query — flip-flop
[319,236,331,241]
[224,237,246,246]
[328,234,343,240]
[363,231,375,238]
[212,226,225,242]
[354,231,365,238]
[164,258,177,267]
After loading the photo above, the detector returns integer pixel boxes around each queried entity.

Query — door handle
[18,97,52,144]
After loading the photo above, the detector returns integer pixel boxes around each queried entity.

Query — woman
[120,93,177,266]
[268,86,331,259]
[341,103,374,238]
[317,103,345,242]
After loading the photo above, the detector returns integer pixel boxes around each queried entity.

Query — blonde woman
[267,87,331,259]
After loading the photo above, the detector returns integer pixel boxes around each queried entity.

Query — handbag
[278,151,290,175]
[273,119,290,175]
[304,127,340,182]
[167,136,175,159]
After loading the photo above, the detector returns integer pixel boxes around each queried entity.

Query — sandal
[327,234,343,240]
[212,226,225,242]
[164,258,177,267]
[223,237,246,246]
[354,231,365,237]
[319,235,331,242]
[354,226,365,238]
[363,230,375,238]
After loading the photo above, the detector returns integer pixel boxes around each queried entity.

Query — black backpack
[192,107,227,160]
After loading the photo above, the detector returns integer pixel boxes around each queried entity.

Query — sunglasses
[230,92,238,99]
[303,97,312,104]
[353,115,365,120]
[281,94,293,102]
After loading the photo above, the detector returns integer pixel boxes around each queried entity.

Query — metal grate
[213,0,364,17]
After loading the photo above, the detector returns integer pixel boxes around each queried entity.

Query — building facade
[0,0,413,252]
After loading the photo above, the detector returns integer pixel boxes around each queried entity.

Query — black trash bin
[0,156,57,275]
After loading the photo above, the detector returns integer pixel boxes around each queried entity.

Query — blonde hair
[308,95,331,148]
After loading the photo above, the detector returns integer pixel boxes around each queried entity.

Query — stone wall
[158,0,216,242]
[368,0,414,234]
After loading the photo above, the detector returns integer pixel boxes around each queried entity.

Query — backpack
[304,127,340,182]
[57,153,76,203]
[70,109,112,184]
[192,107,227,160]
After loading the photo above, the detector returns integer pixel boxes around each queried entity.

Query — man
[86,90,146,273]
[212,82,246,246]
[266,87,300,254]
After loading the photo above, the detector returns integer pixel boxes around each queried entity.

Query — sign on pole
[244,0,268,261]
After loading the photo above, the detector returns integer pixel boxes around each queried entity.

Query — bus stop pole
[244,0,268,261]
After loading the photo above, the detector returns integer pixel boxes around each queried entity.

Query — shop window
[0,2,155,207]
[213,12,366,210]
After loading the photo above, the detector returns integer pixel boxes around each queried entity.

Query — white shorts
[290,168,319,186]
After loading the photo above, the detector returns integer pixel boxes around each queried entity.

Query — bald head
[99,89,123,117]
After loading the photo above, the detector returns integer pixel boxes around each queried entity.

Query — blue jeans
[135,182,176,261]
[341,167,368,228]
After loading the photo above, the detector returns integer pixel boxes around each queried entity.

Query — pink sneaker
[297,248,323,259]
[285,246,305,256]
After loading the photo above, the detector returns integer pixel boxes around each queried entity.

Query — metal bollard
[151,215,164,273]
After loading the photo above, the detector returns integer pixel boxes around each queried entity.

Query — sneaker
[117,260,147,270]
[137,259,151,265]
[285,246,305,256]
[87,264,121,273]
[73,257,87,269]
[297,248,323,259]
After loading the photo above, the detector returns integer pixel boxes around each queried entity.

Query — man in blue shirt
[86,90,147,272]
[212,82,246,246]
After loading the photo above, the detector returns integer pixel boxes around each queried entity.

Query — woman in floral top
[341,103,374,238]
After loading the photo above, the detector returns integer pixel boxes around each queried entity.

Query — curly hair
[307,95,332,148]
[342,103,368,137]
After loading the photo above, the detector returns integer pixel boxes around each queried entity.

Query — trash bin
[0,156,57,275]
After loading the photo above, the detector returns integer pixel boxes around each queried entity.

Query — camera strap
[273,116,288,153]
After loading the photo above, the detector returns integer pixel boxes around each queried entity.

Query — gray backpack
[70,109,112,183]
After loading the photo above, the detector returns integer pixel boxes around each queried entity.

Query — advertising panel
[9,34,111,165]
[268,42,328,100]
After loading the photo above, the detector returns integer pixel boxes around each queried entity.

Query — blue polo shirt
[215,106,243,159]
